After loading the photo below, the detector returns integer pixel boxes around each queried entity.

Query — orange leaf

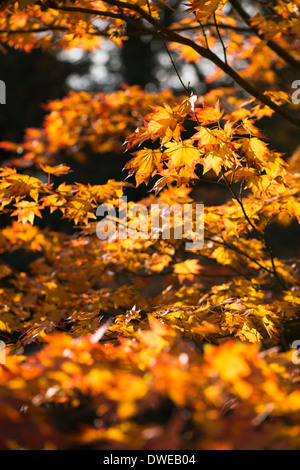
[194,101,224,125]
[124,148,163,186]
[40,164,72,176]
[174,259,202,281]
[185,0,222,20]
[11,200,42,225]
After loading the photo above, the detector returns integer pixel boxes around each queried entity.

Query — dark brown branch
[0,26,113,37]
[103,0,300,128]
[30,1,300,128]
[170,23,251,33]
[229,0,300,71]
[0,27,67,34]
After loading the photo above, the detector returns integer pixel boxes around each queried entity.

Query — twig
[158,31,190,95]
[145,0,190,96]
[221,170,288,288]
[213,12,228,65]
[198,18,209,50]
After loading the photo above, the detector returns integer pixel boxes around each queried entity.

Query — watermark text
[96,197,204,251]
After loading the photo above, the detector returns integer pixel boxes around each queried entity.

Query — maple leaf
[194,101,224,125]
[146,104,184,144]
[184,0,223,20]
[146,253,173,273]
[86,180,126,204]
[164,139,201,172]
[40,164,72,176]
[238,118,264,137]
[224,167,257,184]
[11,200,42,224]
[176,94,198,116]
[124,148,163,186]
[192,126,220,147]
[240,137,270,168]
[174,259,202,282]
[202,150,224,175]
[207,340,252,382]
[125,102,187,148]
[41,192,68,214]
[0,171,45,203]
[155,166,199,189]
[170,42,201,63]
[63,197,96,225]
[139,316,176,353]
[1,0,300,452]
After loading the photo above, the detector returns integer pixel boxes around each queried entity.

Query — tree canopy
[0,0,300,450]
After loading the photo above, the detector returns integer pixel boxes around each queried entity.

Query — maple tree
[0,0,300,450]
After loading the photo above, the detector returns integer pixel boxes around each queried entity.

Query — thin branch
[0,26,113,37]
[0,27,68,34]
[221,170,287,288]
[198,18,209,50]
[55,4,161,39]
[144,0,190,95]
[145,0,151,16]
[0,22,250,36]
[56,5,125,21]
[205,233,276,278]
[158,31,190,95]
[213,12,228,65]
[221,170,262,237]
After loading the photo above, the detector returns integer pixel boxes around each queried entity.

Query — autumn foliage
[0,0,300,450]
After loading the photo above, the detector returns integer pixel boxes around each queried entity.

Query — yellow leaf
[11,200,42,225]
[124,148,163,186]
[195,101,224,124]
[164,139,201,171]
[174,259,202,282]
[209,341,252,382]
[40,164,72,176]
[202,150,223,175]
[241,137,269,166]
[185,0,223,20]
